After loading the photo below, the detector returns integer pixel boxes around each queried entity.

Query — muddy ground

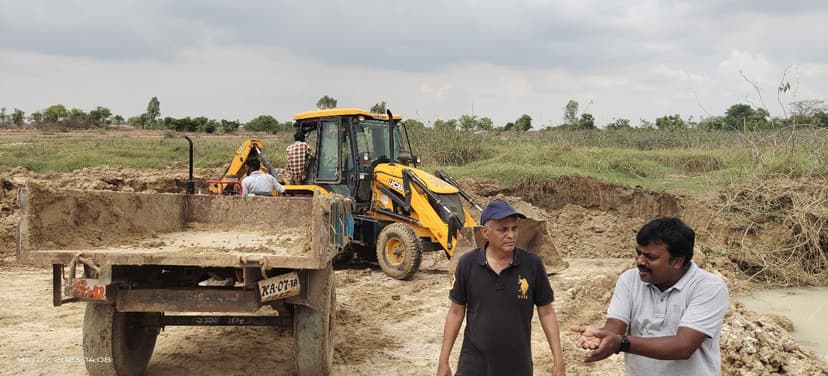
[1,167,827,375]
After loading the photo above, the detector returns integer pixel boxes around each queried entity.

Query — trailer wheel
[83,303,160,376]
[294,266,335,375]
[376,223,423,280]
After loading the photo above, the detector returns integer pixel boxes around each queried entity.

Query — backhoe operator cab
[287,108,478,280]
[290,108,415,199]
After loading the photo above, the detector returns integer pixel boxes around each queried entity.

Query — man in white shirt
[241,158,285,196]
[571,216,729,376]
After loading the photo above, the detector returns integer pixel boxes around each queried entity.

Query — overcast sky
[2,0,826,127]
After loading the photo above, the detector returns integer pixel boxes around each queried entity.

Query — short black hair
[636,217,695,266]
[245,158,260,170]
[294,131,305,142]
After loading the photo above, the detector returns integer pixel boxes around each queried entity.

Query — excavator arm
[208,139,266,195]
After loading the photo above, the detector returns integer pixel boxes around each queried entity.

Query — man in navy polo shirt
[437,199,566,376]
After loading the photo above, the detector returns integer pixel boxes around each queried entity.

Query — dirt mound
[456,176,506,198]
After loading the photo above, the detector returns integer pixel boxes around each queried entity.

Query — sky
[1,0,827,128]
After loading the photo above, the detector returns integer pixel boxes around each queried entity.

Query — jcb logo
[389,180,404,191]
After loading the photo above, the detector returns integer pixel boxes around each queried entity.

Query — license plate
[258,272,301,302]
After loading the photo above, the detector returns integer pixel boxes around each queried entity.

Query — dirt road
[1,258,629,376]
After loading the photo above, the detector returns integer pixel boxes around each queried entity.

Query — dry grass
[720,177,828,286]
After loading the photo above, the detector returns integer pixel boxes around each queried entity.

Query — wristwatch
[616,335,631,354]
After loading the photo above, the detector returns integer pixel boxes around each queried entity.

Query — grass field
[1,126,826,198]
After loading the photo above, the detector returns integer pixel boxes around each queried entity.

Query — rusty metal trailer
[16,183,350,375]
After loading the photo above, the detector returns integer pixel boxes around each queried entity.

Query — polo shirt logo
[517,275,529,300]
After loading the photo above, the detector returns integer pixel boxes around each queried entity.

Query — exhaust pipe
[184,136,195,194]
[386,109,395,165]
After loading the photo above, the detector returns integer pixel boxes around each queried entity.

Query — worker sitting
[286,131,313,185]
[241,158,285,196]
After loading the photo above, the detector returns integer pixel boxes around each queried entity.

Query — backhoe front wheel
[376,223,423,280]
[83,303,160,376]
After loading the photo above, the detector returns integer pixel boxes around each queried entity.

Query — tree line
[2,95,826,133]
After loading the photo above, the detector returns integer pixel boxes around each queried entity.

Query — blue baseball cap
[480,200,526,225]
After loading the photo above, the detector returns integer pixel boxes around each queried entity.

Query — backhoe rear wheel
[83,303,160,376]
[376,223,423,280]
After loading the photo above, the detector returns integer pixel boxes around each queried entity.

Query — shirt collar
[475,242,523,266]
[645,261,698,293]
[670,261,698,292]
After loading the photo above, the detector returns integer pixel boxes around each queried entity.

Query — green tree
[639,118,654,129]
[814,111,828,127]
[459,114,477,131]
[220,119,240,133]
[30,112,43,123]
[370,101,387,113]
[112,114,125,125]
[564,100,579,126]
[128,114,147,128]
[0,107,6,124]
[67,107,87,127]
[578,113,595,129]
[477,117,494,131]
[606,118,631,130]
[202,119,219,133]
[145,96,161,127]
[316,95,337,109]
[88,106,112,127]
[43,104,68,123]
[655,114,687,130]
[697,116,725,130]
[514,114,532,131]
[12,108,25,126]
[723,104,768,130]
[246,115,280,132]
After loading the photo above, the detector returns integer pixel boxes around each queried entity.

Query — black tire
[294,266,335,375]
[376,223,423,280]
[83,303,160,376]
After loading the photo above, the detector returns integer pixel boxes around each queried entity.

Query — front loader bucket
[516,219,569,274]
[447,197,569,277]
[447,226,480,276]
[447,223,568,277]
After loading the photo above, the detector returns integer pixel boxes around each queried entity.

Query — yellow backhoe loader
[210,108,565,280]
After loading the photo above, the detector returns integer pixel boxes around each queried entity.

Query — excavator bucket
[447,197,568,277]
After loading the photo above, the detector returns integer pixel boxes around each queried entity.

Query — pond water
[739,287,828,361]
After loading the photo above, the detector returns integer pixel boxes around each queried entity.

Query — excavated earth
[1,167,827,375]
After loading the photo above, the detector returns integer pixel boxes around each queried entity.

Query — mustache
[638,266,650,273]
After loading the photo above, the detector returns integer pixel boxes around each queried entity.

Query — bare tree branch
[739,69,770,115]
